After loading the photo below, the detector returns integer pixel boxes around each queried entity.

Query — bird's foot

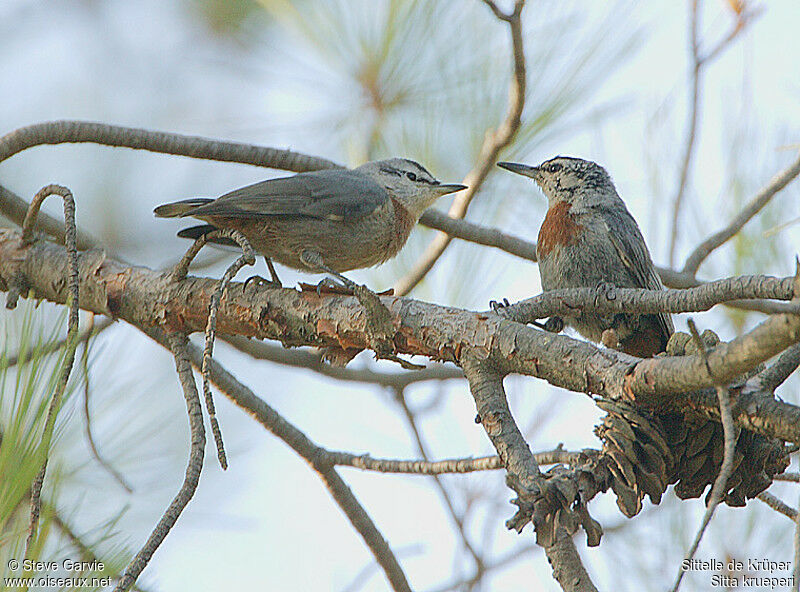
[299,250,359,292]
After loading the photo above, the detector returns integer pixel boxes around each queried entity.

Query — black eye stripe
[380,167,403,177]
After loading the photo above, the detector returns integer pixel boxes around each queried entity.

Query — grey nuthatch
[497,156,673,357]
[155,158,466,285]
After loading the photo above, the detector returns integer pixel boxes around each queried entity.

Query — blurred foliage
[0,306,135,590]
[187,0,265,42]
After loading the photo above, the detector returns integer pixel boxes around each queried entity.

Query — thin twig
[756,491,798,520]
[114,332,205,592]
[199,230,256,470]
[775,473,800,483]
[224,334,463,387]
[394,0,526,296]
[668,0,702,267]
[495,274,797,324]
[794,492,800,592]
[682,149,800,275]
[426,543,536,592]
[330,448,579,475]
[81,314,133,492]
[758,343,800,392]
[22,185,80,559]
[671,319,737,592]
[142,327,413,592]
[47,502,155,592]
[668,2,759,266]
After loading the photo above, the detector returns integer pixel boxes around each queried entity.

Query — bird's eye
[547,163,562,173]
[406,171,418,182]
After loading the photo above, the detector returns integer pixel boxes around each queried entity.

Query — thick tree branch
[2,229,799,443]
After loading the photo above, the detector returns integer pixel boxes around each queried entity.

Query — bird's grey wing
[188,170,388,221]
[601,206,675,336]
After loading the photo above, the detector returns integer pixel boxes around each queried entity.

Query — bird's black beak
[497,162,540,178]
[433,183,468,195]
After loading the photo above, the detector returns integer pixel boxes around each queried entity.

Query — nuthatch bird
[154,159,466,285]
[497,156,674,357]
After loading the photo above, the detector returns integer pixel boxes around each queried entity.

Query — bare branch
[795,494,800,592]
[0,120,341,172]
[0,184,99,251]
[418,209,538,261]
[142,328,414,592]
[756,491,798,521]
[199,230,256,470]
[495,274,797,323]
[394,1,527,295]
[671,382,737,592]
[330,448,579,475]
[682,150,800,275]
[757,342,800,392]
[461,356,598,592]
[114,332,205,592]
[668,0,703,267]
[3,229,800,442]
[224,334,463,386]
[668,1,760,267]
[80,315,133,492]
[775,473,800,483]
[21,185,80,558]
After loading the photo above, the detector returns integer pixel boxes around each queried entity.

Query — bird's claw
[243,275,282,291]
[489,298,511,316]
[315,277,353,296]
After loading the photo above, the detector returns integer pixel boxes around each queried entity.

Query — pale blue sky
[1,1,798,591]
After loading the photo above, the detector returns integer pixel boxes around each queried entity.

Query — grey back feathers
[155,168,389,222]
[154,158,456,223]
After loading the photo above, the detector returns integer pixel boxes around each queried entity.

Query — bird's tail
[153,198,213,218]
